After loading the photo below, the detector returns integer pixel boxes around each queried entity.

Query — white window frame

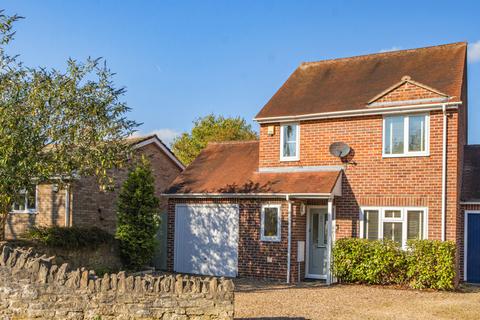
[382,113,430,158]
[10,186,38,214]
[359,206,428,248]
[280,123,300,161]
[260,204,282,242]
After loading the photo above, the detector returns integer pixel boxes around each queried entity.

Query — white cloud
[132,128,181,146]
[380,46,402,53]
[468,41,480,63]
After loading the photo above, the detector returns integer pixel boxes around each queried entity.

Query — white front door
[174,204,239,277]
[306,206,328,279]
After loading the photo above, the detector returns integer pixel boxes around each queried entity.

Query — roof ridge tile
[300,42,467,69]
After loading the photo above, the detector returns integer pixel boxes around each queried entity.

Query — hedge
[332,238,456,290]
[24,226,114,249]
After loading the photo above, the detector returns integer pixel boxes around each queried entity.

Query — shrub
[24,226,113,249]
[115,157,160,270]
[332,238,456,290]
[332,238,406,285]
[406,240,456,290]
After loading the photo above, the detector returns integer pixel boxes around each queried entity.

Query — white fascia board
[254,101,461,124]
[258,165,344,173]
[162,193,334,199]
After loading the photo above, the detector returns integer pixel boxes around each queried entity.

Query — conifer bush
[115,158,160,270]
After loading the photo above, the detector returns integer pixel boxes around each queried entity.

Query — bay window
[360,207,427,247]
[383,114,429,157]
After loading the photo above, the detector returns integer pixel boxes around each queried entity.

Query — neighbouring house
[165,42,480,284]
[6,134,184,269]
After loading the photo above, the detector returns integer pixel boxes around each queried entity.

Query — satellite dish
[329,142,351,158]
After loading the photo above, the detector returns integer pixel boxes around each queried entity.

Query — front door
[466,212,480,282]
[307,207,328,279]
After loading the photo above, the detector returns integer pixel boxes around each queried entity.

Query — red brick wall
[257,108,464,278]
[374,82,443,104]
[259,110,460,241]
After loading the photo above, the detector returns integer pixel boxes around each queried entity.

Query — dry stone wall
[0,243,234,319]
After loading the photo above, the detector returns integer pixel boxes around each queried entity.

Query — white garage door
[174,204,239,277]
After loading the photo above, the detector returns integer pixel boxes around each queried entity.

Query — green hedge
[24,226,114,249]
[332,238,456,290]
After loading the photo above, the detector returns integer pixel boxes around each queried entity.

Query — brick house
[164,42,480,283]
[6,134,184,267]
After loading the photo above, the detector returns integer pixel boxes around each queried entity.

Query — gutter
[254,101,461,123]
[286,195,292,284]
[162,193,334,199]
[441,104,447,241]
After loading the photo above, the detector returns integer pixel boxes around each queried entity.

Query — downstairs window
[360,207,427,247]
[261,204,282,242]
[11,186,38,214]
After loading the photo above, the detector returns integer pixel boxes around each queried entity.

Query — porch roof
[164,141,341,198]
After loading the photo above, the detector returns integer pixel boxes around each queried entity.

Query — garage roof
[164,141,341,197]
[255,42,466,120]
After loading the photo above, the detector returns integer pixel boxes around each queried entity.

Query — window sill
[279,157,300,162]
[260,237,281,242]
[382,152,430,158]
[9,210,38,215]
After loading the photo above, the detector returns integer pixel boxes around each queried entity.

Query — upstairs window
[383,114,429,157]
[11,186,37,214]
[261,204,281,242]
[280,123,299,161]
[361,207,427,248]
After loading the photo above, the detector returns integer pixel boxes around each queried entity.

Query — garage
[174,204,240,277]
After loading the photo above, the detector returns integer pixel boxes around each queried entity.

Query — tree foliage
[172,114,258,165]
[115,158,160,270]
[0,11,138,239]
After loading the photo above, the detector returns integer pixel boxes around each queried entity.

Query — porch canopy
[164,141,342,198]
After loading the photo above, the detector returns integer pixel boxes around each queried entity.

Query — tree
[115,158,160,270]
[0,11,138,239]
[172,114,258,165]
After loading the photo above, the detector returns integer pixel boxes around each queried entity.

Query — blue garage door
[467,213,480,283]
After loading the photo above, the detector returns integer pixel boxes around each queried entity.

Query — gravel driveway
[234,279,480,320]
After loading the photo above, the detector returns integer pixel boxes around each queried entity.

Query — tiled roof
[462,145,480,202]
[165,141,340,195]
[255,42,467,119]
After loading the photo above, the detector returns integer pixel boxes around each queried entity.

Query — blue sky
[2,1,480,144]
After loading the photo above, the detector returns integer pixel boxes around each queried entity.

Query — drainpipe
[286,194,292,284]
[441,104,447,241]
[326,197,334,285]
[65,184,70,227]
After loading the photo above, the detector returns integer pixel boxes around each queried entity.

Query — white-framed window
[280,123,300,161]
[261,204,282,242]
[360,207,427,248]
[11,186,38,214]
[383,113,429,157]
